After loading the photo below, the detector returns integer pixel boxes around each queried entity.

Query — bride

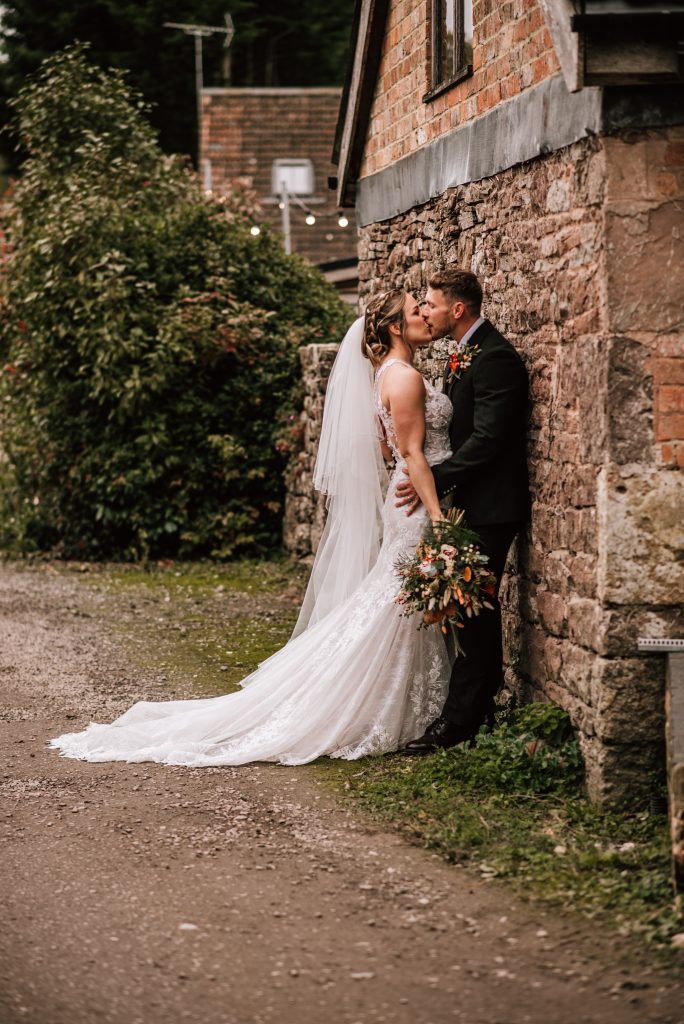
[51,290,455,765]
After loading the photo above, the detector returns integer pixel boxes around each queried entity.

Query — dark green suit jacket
[431,319,529,526]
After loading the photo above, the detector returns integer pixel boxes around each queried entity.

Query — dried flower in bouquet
[394,508,497,651]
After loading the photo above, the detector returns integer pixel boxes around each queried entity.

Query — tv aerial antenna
[164,14,235,167]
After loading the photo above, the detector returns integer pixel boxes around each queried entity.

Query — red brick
[476,89,490,114]
[530,56,548,84]
[659,441,684,467]
[650,357,684,385]
[201,89,356,266]
[657,384,684,414]
[360,0,558,177]
[655,412,684,441]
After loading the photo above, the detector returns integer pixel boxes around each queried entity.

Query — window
[271,159,314,197]
[425,0,473,101]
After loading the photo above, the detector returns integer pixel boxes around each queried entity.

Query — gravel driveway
[1,563,682,1024]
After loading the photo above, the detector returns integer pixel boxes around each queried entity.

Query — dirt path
[1,563,682,1024]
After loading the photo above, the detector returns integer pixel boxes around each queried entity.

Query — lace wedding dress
[51,359,454,766]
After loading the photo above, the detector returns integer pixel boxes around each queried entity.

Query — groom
[397,268,529,752]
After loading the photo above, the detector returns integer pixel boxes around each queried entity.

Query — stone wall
[283,344,339,561]
[353,126,684,804]
[666,652,684,912]
[362,0,559,177]
[283,125,683,802]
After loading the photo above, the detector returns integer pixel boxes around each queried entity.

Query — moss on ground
[75,558,307,695]
[93,556,308,596]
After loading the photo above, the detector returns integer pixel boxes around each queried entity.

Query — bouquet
[395,509,497,646]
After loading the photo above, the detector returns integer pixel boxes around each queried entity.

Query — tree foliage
[0,46,352,560]
[0,0,355,168]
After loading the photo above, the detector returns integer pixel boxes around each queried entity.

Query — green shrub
[0,45,352,560]
[406,702,585,797]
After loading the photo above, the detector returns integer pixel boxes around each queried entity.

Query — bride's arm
[387,368,442,523]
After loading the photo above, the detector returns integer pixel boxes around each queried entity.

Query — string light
[250,225,261,236]
[275,187,354,244]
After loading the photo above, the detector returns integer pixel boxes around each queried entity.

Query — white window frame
[271,158,315,197]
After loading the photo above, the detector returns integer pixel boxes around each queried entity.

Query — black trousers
[441,522,520,728]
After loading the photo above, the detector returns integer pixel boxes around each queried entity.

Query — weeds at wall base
[316,704,680,952]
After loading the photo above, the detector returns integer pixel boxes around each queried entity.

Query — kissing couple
[52,268,529,766]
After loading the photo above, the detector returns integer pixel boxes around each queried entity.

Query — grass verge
[315,704,680,950]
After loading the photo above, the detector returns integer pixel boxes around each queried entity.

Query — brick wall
[362,0,560,177]
[201,88,357,266]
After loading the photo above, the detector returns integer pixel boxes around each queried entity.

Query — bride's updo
[362,290,406,365]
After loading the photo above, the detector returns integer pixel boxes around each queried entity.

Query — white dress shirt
[456,315,485,349]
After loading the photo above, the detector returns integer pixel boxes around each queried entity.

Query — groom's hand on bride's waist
[395,470,421,516]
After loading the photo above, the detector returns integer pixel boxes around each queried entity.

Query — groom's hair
[428,269,482,314]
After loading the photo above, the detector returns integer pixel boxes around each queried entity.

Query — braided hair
[362,290,406,366]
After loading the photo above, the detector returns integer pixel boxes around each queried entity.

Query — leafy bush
[0,45,352,560]
[459,699,585,793]
[402,701,585,798]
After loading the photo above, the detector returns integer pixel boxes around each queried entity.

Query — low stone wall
[283,343,339,561]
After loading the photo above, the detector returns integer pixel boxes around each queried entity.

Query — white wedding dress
[51,357,454,766]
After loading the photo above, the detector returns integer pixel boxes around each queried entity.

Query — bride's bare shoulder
[382,361,426,399]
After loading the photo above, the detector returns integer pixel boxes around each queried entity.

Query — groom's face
[422,287,461,340]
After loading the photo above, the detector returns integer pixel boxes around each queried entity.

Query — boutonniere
[446,342,480,384]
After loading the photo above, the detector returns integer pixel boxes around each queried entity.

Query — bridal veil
[292,316,389,636]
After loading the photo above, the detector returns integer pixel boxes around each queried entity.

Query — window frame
[423,0,473,104]
[270,158,315,198]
